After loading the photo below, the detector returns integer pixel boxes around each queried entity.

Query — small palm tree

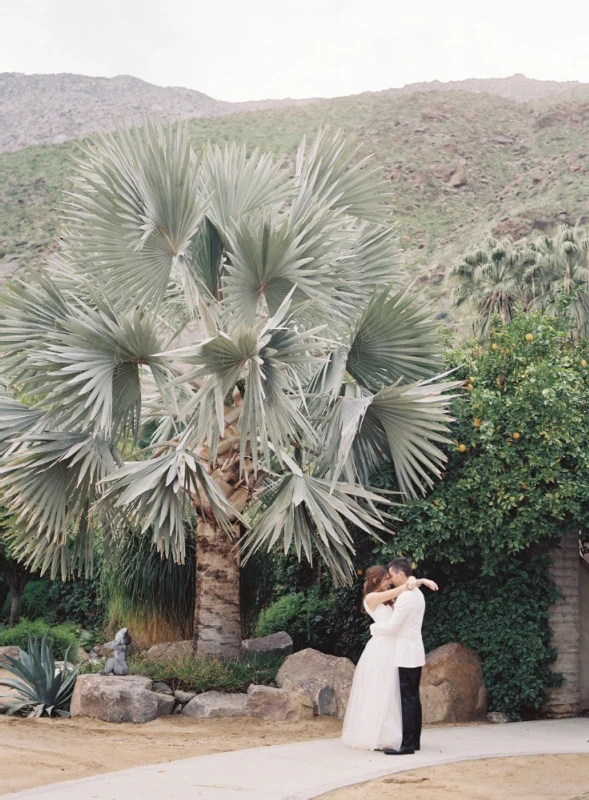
[528,225,589,338]
[0,122,457,656]
[450,236,535,337]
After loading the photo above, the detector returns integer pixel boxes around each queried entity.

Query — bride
[341,565,437,751]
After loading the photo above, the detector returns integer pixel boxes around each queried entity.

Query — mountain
[0,72,319,153]
[2,73,589,317]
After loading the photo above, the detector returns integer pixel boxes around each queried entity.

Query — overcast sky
[2,0,589,102]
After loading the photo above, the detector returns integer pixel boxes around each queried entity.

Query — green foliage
[419,560,561,715]
[0,620,79,661]
[368,310,589,715]
[1,575,106,629]
[100,530,195,646]
[254,587,333,652]
[118,652,284,693]
[0,633,80,717]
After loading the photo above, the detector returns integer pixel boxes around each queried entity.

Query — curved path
[4,718,589,799]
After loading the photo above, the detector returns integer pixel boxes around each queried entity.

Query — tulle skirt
[341,636,403,751]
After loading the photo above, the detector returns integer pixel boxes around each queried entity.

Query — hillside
[2,74,589,315]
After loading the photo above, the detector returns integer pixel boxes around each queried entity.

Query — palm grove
[0,122,458,656]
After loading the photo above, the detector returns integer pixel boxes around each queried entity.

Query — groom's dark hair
[387,558,413,577]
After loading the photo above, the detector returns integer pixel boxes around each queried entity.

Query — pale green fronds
[185,216,225,299]
[64,118,207,308]
[347,288,442,391]
[291,127,391,225]
[0,398,45,454]
[307,346,349,400]
[25,303,172,440]
[100,448,240,563]
[174,298,322,472]
[0,432,116,577]
[241,457,392,585]
[0,271,72,380]
[359,378,460,497]
[336,223,403,301]
[200,143,289,242]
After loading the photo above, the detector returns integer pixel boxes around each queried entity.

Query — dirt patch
[319,753,589,800]
[0,714,342,795]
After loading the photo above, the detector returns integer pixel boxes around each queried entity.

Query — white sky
[2,0,589,102]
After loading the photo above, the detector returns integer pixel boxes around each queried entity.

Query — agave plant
[0,634,80,717]
[0,121,458,656]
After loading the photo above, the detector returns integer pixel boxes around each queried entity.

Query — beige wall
[580,557,589,710]
[544,530,581,716]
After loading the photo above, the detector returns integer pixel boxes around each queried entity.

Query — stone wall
[543,530,581,716]
[579,556,589,710]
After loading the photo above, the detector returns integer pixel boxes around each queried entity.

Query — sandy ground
[0,714,342,795]
[319,753,589,800]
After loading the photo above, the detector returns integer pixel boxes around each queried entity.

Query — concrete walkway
[4,718,589,800]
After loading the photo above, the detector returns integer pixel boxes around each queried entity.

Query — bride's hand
[405,576,418,590]
[419,578,439,591]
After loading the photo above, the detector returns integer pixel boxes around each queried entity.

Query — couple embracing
[342,558,438,755]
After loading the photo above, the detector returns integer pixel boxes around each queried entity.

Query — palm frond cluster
[0,121,458,587]
[450,225,589,338]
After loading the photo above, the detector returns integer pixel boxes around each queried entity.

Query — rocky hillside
[0,72,318,153]
[2,73,589,316]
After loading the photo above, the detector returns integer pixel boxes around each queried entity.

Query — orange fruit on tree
[525,333,534,342]
[473,418,481,428]
[491,343,499,350]
[512,432,521,440]
[458,444,467,453]
[581,360,587,367]
[466,383,474,392]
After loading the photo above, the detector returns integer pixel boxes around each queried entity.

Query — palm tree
[449,236,535,337]
[528,225,589,338]
[0,121,457,656]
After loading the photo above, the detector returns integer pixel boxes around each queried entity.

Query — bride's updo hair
[362,565,389,599]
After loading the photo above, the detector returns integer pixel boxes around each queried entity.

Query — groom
[370,557,426,755]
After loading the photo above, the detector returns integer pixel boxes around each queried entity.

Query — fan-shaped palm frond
[347,287,442,392]
[241,454,392,586]
[0,432,116,577]
[65,118,208,309]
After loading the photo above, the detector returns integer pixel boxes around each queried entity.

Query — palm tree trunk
[10,590,22,627]
[193,519,242,658]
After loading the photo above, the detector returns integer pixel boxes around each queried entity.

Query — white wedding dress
[341,601,403,751]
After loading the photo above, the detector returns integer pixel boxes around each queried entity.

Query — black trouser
[398,666,422,749]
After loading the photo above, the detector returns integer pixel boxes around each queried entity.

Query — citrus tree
[0,122,456,655]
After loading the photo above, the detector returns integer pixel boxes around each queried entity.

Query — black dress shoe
[383,746,415,755]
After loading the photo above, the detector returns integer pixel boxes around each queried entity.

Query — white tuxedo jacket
[370,588,426,668]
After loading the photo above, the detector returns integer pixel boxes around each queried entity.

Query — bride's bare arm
[364,581,413,612]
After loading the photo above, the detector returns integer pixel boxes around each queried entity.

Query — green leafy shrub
[126,652,284,693]
[254,587,333,651]
[0,620,79,661]
[0,634,80,717]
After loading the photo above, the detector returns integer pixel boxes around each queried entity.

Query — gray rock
[152,681,174,695]
[276,648,355,718]
[486,711,512,724]
[241,631,293,657]
[0,646,20,664]
[173,703,183,714]
[246,684,314,722]
[71,675,161,724]
[145,640,194,662]
[174,689,197,704]
[182,691,250,719]
[153,692,176,716]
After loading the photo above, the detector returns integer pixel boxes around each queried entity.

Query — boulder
[154,693,176,716]
[145,640,194,662]
[276,648,355,718]
[71,675,164,724]
[174,689,197,704]
[182,690,250,719]
[241,631,293,657]
[0,646,20,664]
[246,684,314,722]
[486,711,512,724]
[152,681,174,695]
[420,643,488,724]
